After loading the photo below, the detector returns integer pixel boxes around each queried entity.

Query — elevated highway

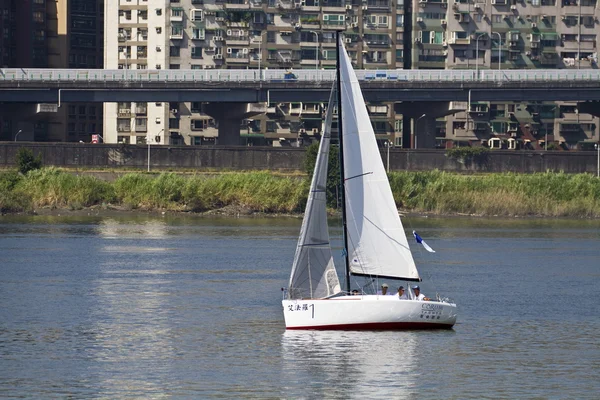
[2,68,600,103]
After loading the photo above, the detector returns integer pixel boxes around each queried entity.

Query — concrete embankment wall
[0,142,598,174]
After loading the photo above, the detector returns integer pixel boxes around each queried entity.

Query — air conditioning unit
[531,22,537,28]
[156,46,161,51]
[346,4,352,9]
[417,17,424,22]
[419,0,427,3]
[526,51,531,56]
[474,4,481,8]
[345,38,352,43]
[299,129,306,134]
[414,38,421,43]
[351,22,358,27]
[441,19,447,25]
[227,30,232,36]
[510,5,517,10]
[362,5,367,10]
[226,47,232,54]
[443,50,448,56]
[213,54,222,59]
[312,128,319,134]
[214,36,223,41]
[442,41,448,47]
[242,48,248,54]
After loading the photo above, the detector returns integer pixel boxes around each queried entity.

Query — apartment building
[0,0,104,142]
[415,0,600,149]
[104,0,219,145]
[100,0,598,149]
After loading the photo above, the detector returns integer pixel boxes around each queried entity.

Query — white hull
[282,295,457,330]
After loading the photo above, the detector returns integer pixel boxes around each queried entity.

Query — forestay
[338,37,420,282]
[287,86,341,299]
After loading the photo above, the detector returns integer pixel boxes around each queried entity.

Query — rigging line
[344,171,373,182]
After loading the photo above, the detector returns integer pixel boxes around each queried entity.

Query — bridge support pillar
[396,101,466,149]
[203,102,267,146]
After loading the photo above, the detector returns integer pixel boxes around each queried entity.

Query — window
[33,11,44,22]
[191,119,208,130]
[367,15,389,27]
[191,64,202,69]
[396,14,404,27]
[171,8,183,18]
[117,118,131,132]
[323,14,345,26]
[395,49,403,62]
[169,64,180,69]
[169,118,180,129]
[191,47,203,58]
[170,46,180,57]
[192,28,205,40]
[135,118,148,132]
[191,102,201,112]
[191,9,203,21]
[171,24,183,37]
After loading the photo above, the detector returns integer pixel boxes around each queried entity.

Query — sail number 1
[287,303,315,318]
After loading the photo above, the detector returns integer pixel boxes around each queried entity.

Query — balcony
[170,8,184,22]
[135,122,148,133]
[559,123,580,133]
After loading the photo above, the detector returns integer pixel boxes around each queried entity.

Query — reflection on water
[1,214,599,398]
[282,330,420,398]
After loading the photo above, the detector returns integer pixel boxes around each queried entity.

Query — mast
[335,31,351,294]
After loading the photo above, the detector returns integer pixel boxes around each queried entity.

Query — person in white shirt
[412,285,430,301]
[377,283,394,295]
[397,286,408,300]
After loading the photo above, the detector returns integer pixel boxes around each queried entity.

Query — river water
[0,214,598,399]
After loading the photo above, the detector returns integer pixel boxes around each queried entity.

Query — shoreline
[3,203,596,220]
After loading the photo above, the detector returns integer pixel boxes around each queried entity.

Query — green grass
[388,171,600,217]
[1,168,599,217]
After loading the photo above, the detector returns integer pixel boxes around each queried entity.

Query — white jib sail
[287,86,341,299]
[338,37,420,281]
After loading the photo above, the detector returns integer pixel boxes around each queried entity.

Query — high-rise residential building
[0,0,104,142]
[102,0,599,150]
[104,0,219,145]
[413,0,600,150]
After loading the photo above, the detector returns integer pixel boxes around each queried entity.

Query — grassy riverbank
[1,167,599,217]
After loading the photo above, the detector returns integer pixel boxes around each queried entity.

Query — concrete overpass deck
[1,68,600,103]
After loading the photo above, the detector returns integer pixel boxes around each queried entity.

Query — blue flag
[413,231,435,253]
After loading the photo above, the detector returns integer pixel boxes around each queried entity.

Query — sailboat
[282,33,457,330]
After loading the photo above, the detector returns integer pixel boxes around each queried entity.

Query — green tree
[15,147,43,175]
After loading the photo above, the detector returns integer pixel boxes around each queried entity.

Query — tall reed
[388,171,600,217]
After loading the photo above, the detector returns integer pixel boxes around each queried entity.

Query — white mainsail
[338,37,420,281]
[287,86,341,299]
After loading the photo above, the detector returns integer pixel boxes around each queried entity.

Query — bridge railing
[2,68,600,83]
